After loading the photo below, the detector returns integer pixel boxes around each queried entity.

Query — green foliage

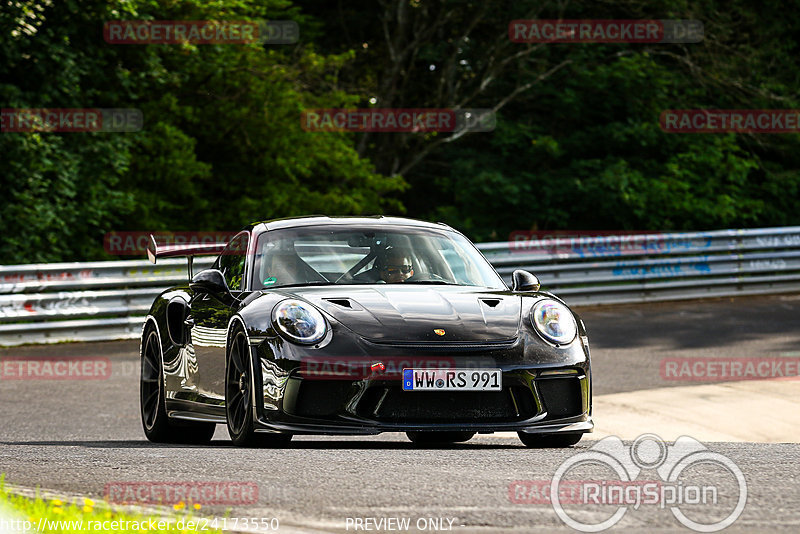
[0,0,404,263]
[0,475,224,533]
[1,0,799,263]
[388,0,800,240]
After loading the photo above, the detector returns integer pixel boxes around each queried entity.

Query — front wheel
[226,328,292,448]
[140,326,215,444]
[406,431,476,444]
[518,432,583,448]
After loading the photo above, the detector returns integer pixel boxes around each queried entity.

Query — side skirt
[166,399,226,423]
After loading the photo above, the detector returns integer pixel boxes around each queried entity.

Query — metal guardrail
[481,226,800,305]
[0,257,214,346]
[2,227,799,346]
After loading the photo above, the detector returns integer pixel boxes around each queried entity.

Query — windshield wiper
[405,280,458,285]
[271,281,335,289]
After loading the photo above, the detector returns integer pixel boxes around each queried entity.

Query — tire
[406,431,476,444]
[517,432,583,448]
[140,326,216,444]
[225,327,292,448]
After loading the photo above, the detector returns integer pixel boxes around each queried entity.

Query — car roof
[247,215,454,234]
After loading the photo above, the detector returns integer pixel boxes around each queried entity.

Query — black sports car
[140,216,592,447]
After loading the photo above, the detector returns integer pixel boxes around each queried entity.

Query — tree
[0,0,405,263]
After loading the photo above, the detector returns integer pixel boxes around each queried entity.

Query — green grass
[0,477,224,533]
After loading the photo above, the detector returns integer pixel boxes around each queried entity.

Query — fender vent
[480,298,501,308]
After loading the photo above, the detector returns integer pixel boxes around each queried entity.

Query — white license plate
[402,368,502,391]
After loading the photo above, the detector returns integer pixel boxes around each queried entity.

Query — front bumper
[250,327,593,436]
[252,363,592,435]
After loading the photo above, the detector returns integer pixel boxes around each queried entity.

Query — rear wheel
[518,432,582,448]
[226,328,292,447]
[406,431,476,444]
[140,326,215,444]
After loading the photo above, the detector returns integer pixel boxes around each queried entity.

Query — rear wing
[146,234,227,278]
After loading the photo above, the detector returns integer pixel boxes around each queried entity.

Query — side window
[218,233,249,291]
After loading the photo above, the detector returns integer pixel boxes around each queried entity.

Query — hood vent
[323,298,353,309]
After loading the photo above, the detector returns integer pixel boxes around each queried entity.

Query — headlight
[531,299,577,345]
[272,299,327,344]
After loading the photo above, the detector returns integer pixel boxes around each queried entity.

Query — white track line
[485,378,800,443]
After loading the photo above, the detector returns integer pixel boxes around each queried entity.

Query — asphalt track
[1,295,799,532]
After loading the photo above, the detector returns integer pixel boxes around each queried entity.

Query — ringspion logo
[545,434,746,532]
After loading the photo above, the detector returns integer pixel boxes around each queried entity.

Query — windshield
[251,225,506,290]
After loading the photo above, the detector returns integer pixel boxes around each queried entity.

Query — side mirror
[190,268,229,295]
[512,270,540,292]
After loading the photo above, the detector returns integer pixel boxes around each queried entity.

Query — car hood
[285,286,520,342]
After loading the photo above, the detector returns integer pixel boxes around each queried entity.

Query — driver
[353,246,415,283]
[379,247,414,283]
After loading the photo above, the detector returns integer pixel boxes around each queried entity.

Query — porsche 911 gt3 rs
[140,216,592,447]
